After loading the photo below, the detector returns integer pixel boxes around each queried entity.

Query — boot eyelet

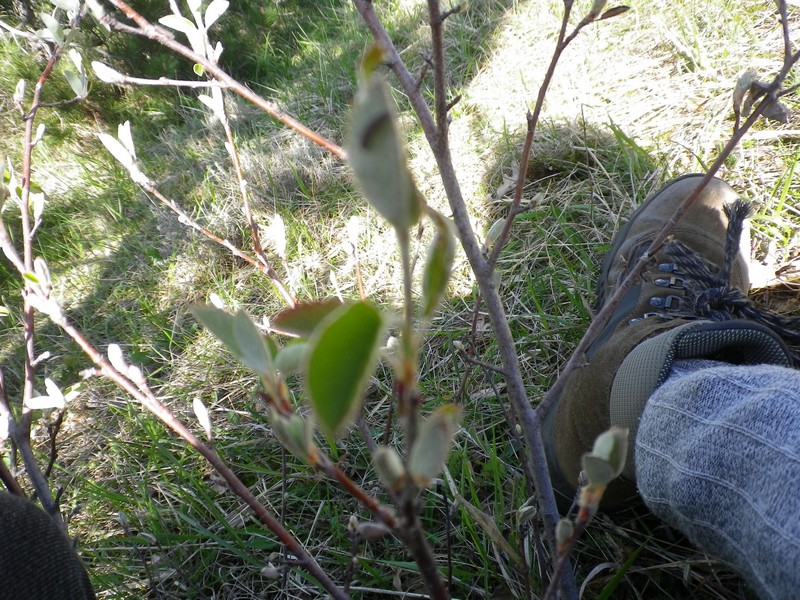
[650,295,682,310]
[655,276,686,289]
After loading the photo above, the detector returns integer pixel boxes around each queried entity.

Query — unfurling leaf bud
[269,410,316,460]
[408,404,463,486]
[555,518,575,555]
[373,446,406,491]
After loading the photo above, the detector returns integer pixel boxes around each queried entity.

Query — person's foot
[542,174,794,509]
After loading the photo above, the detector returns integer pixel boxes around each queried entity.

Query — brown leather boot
[542,174,795,509]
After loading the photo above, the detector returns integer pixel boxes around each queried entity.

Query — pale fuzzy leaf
[39,13,64,45]
[356,521,391,541]
[266,213,287,259]
[32,124,46,146]
[33,257,51,290]
[25,395,66,410]
[44,378,65,404]
[26,294,64,322]
[347,70,422,231]
[582,455,616,486]
[107,343,127,373]
[185,28,208,56]
[68,48,83,73]
[63,65,86,98]
[408,405,463,486]
[50,0,80,11]
[346,215,361,248]
[198,93,225,123]
[193,397,212,439]
[186,0,202,14]
[733,70,757,114]
[92,61,125,84]
[589,0,607,15]
[275,342,307,375]
[204,0,229,29]
[98,133,133,169]
[158,14,197,34]
[763,101,792,124]
[372,446,406,491]
[212,41,224,62]
[269,410,315,459]
[485,218,506,249]
[190,305,275,380]
[208,292,225,309]
[86,0,109,28]
[117,121,136,159]
[0,413,8,440]
[14,79,26,104]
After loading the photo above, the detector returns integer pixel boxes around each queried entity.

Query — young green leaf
[63,66,86,98]
[422,209,456,318]
[408,404,463,486]
[270,299,345,338]
[39,12,65,45]
[275,342,308,375]
[305,302,384,438]
[346,49,423,232]
[158,14,197,34]
[51,0,80,11]
[191,305,275,380]
[92,61,125,84]
[269,410,316,460]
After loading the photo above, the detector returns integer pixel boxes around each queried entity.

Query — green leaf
[191,305,275,380]
[268,409,315,460]
[193,63,205,76]
[346,52,422,231]
[23,271,40,284]
[39,12,64,45]
[422,209,455,318]
[158,14,197,34]
[408,404,463,486]
[204,0,229,28]
[63,66,86,97]
[51,0,80,11]
[589,426,628,479]
[306,302,384,438]
[270,299,344,338]
[372,446,406,491]
[275,342,308,375]
[582,455,615,486]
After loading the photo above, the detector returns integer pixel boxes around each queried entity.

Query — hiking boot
[542,174,797,509]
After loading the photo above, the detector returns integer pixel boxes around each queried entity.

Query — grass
[1,0,799,598]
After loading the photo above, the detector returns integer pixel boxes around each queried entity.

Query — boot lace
[663,199,800,365]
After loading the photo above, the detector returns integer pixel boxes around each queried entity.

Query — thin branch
[15,39,67,529]
[24,296,348,600]
[351,0,568,584]
[140,180,296,306]
[217,92,297,306]
[102,0,345,159]
[104,73,229,87]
